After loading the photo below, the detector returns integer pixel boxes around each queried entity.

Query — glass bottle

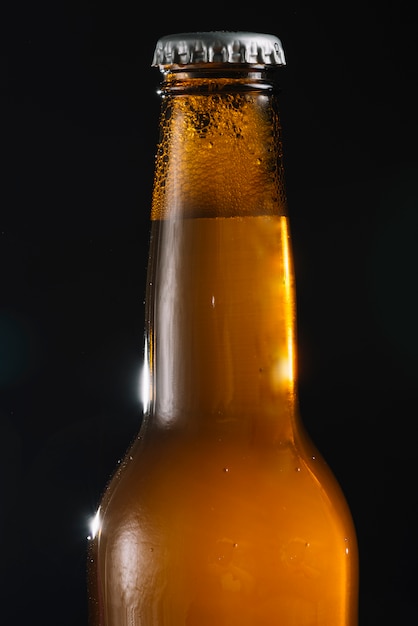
[88,31,359,625]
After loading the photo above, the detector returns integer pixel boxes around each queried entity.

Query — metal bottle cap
[152,31,286,68]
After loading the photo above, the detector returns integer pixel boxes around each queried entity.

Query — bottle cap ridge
[152,31,286,68]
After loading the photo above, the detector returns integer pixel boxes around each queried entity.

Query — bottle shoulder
[95,420,358,625]
[101,424,355,534]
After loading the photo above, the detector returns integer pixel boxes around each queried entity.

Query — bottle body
[88,60,358,625]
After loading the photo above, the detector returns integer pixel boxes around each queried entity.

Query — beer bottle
[88,31,359,625]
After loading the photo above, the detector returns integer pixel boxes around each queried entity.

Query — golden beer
[88,32,359,625]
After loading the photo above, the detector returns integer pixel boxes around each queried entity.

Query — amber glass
[88,65,359,625]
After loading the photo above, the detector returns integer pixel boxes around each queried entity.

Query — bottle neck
[151,66,287,220]
[143,66,298,444]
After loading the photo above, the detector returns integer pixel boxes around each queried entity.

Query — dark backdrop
[1,2,417,624]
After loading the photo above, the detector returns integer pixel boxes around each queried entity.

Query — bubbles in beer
[152,91,286,220]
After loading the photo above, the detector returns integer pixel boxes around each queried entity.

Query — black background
[1,1,418,624]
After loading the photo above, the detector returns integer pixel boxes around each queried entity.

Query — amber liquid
[90,214,358,625]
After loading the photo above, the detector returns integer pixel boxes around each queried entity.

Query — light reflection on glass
[140,336,151,413]
[280,215,295,389]
[270,216,295,391]
[87,506,102,541]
